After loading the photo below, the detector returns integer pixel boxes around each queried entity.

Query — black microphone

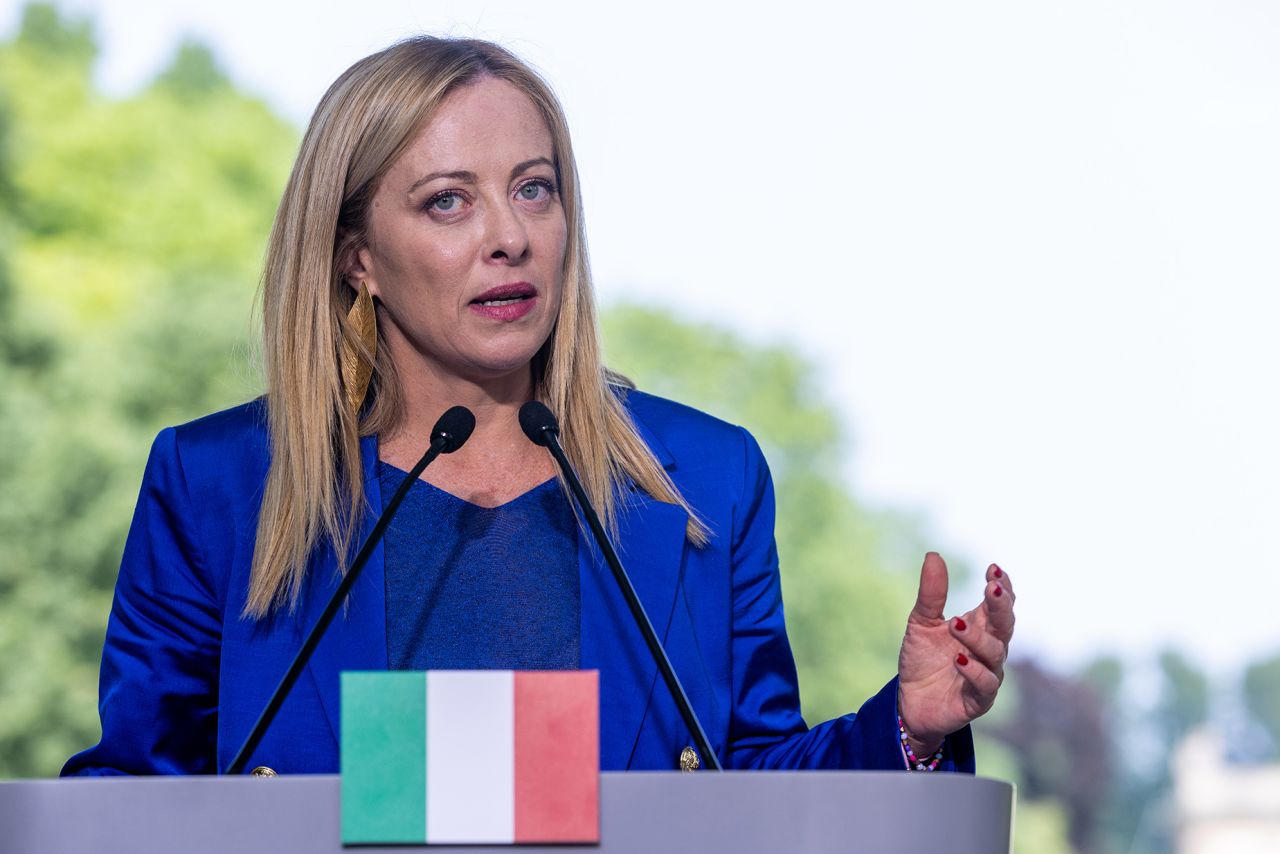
[225,405,476,775]
[519,401,723,771]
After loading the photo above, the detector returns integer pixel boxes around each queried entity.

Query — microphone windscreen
[431,405,476,453]
[518,401,559,447]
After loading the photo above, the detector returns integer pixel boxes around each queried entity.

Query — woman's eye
[517,180,554,202]
[430,192,462,212]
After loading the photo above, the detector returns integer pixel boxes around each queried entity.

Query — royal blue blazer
[63,390,974,776]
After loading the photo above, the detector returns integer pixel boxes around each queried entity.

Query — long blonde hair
[249,37,706,617]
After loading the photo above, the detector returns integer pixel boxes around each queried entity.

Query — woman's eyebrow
[510,157,554,179]
[406,158,553,195]
[407,169,476,195]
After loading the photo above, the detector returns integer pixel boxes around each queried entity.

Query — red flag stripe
[513,671,600,843]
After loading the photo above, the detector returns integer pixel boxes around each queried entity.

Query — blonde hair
[249,37,706,617]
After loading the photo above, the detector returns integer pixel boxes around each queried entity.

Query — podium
[0,772,1012,853]
[2,772,1012,852]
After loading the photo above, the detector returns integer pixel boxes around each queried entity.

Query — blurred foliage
[1001,649,1226,854]
[1155,650,1208,749]
[153,40,231,96]
[983,659,1112,853]
[1015,798,1075,854]
[603,305,928,722]
[0,3,293,776]
[603,309,1080,851]
[602,310,1074,854]
[1244,653,1280,755]
[1080,656,1123,715]
[991,649,1225,854]
[972,679,1074,854]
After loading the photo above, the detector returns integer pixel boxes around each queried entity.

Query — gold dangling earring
[340,281,377,415]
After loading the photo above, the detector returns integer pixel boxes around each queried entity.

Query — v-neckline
[376,459,558,512]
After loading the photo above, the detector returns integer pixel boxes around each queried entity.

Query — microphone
[519,401,723,771]
[225,405,476,775]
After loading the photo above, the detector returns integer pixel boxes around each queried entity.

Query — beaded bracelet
[897,715,944,772]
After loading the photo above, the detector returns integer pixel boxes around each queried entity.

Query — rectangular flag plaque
[341,670,600,846]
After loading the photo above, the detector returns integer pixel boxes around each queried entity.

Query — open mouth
[471,283,537,306]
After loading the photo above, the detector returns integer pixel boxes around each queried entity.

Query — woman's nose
[485,202,530,264]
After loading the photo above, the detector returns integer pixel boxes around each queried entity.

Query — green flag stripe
[341,671,428,843]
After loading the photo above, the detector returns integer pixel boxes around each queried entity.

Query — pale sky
[7,0,1280,679]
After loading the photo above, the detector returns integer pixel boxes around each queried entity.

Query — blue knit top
[379,461,580,671]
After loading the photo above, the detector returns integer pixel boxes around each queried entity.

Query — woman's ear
[343,246,380,298]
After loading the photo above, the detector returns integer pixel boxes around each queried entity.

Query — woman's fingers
[986,563,1014,598]
[983,565,1016,642]
[909,552,950,623]
[902,562,1013,729]
[949,616,1007,680]
[945,565,1015,680]
[955,651,1001,711]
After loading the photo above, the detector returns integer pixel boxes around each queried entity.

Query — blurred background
[1,1,1278,851]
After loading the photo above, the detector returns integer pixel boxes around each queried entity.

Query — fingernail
[956,653,969,666]
[994,567,1004,578]
[994,586,1003,597]
[954,617,967,631]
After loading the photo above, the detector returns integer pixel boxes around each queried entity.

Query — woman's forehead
[394,77,554,180]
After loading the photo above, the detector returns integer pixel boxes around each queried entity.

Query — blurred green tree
[602,305,929,723]
[0,3,294,776]
[1244,653,1280,755]
[1155,649,1208,747]
[153,40,230,95]
[982,658,1112,854]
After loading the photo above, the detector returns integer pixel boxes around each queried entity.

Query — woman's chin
[451,347,544,386]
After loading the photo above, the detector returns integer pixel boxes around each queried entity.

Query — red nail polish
[994,586,1003,598]
[954,618,967,631]
[994,567,1004,578]
[956,653,969,666]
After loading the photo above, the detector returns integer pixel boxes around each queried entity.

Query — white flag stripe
[425,671,515,844]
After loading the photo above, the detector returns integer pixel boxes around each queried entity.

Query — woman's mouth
[469,283,538,321]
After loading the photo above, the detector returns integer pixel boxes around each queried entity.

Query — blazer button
[678,746,700,772]
[250,766,278,777]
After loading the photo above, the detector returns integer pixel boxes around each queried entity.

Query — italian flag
[341,670,599,845]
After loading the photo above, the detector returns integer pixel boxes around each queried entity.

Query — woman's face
[354,76,568,386]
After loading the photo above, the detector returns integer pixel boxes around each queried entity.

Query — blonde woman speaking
[63,37,1015,776]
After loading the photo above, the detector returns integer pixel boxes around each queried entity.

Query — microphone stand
[530,414,723,771]
[225,408,474,775]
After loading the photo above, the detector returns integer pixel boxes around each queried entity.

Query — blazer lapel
[306,434,388,743]
[581,403,688,769]
[298,403,689,768]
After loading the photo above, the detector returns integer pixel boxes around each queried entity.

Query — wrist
[896,686,947,748]
[905,732,943,757]
[896,711,946,772]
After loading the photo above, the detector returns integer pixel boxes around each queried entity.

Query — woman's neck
[377,360,554,507]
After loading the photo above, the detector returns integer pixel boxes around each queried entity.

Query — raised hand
[896,553,1016,753]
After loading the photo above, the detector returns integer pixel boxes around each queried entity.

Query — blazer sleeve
[61,427,222,776]
[724,426,975,772]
